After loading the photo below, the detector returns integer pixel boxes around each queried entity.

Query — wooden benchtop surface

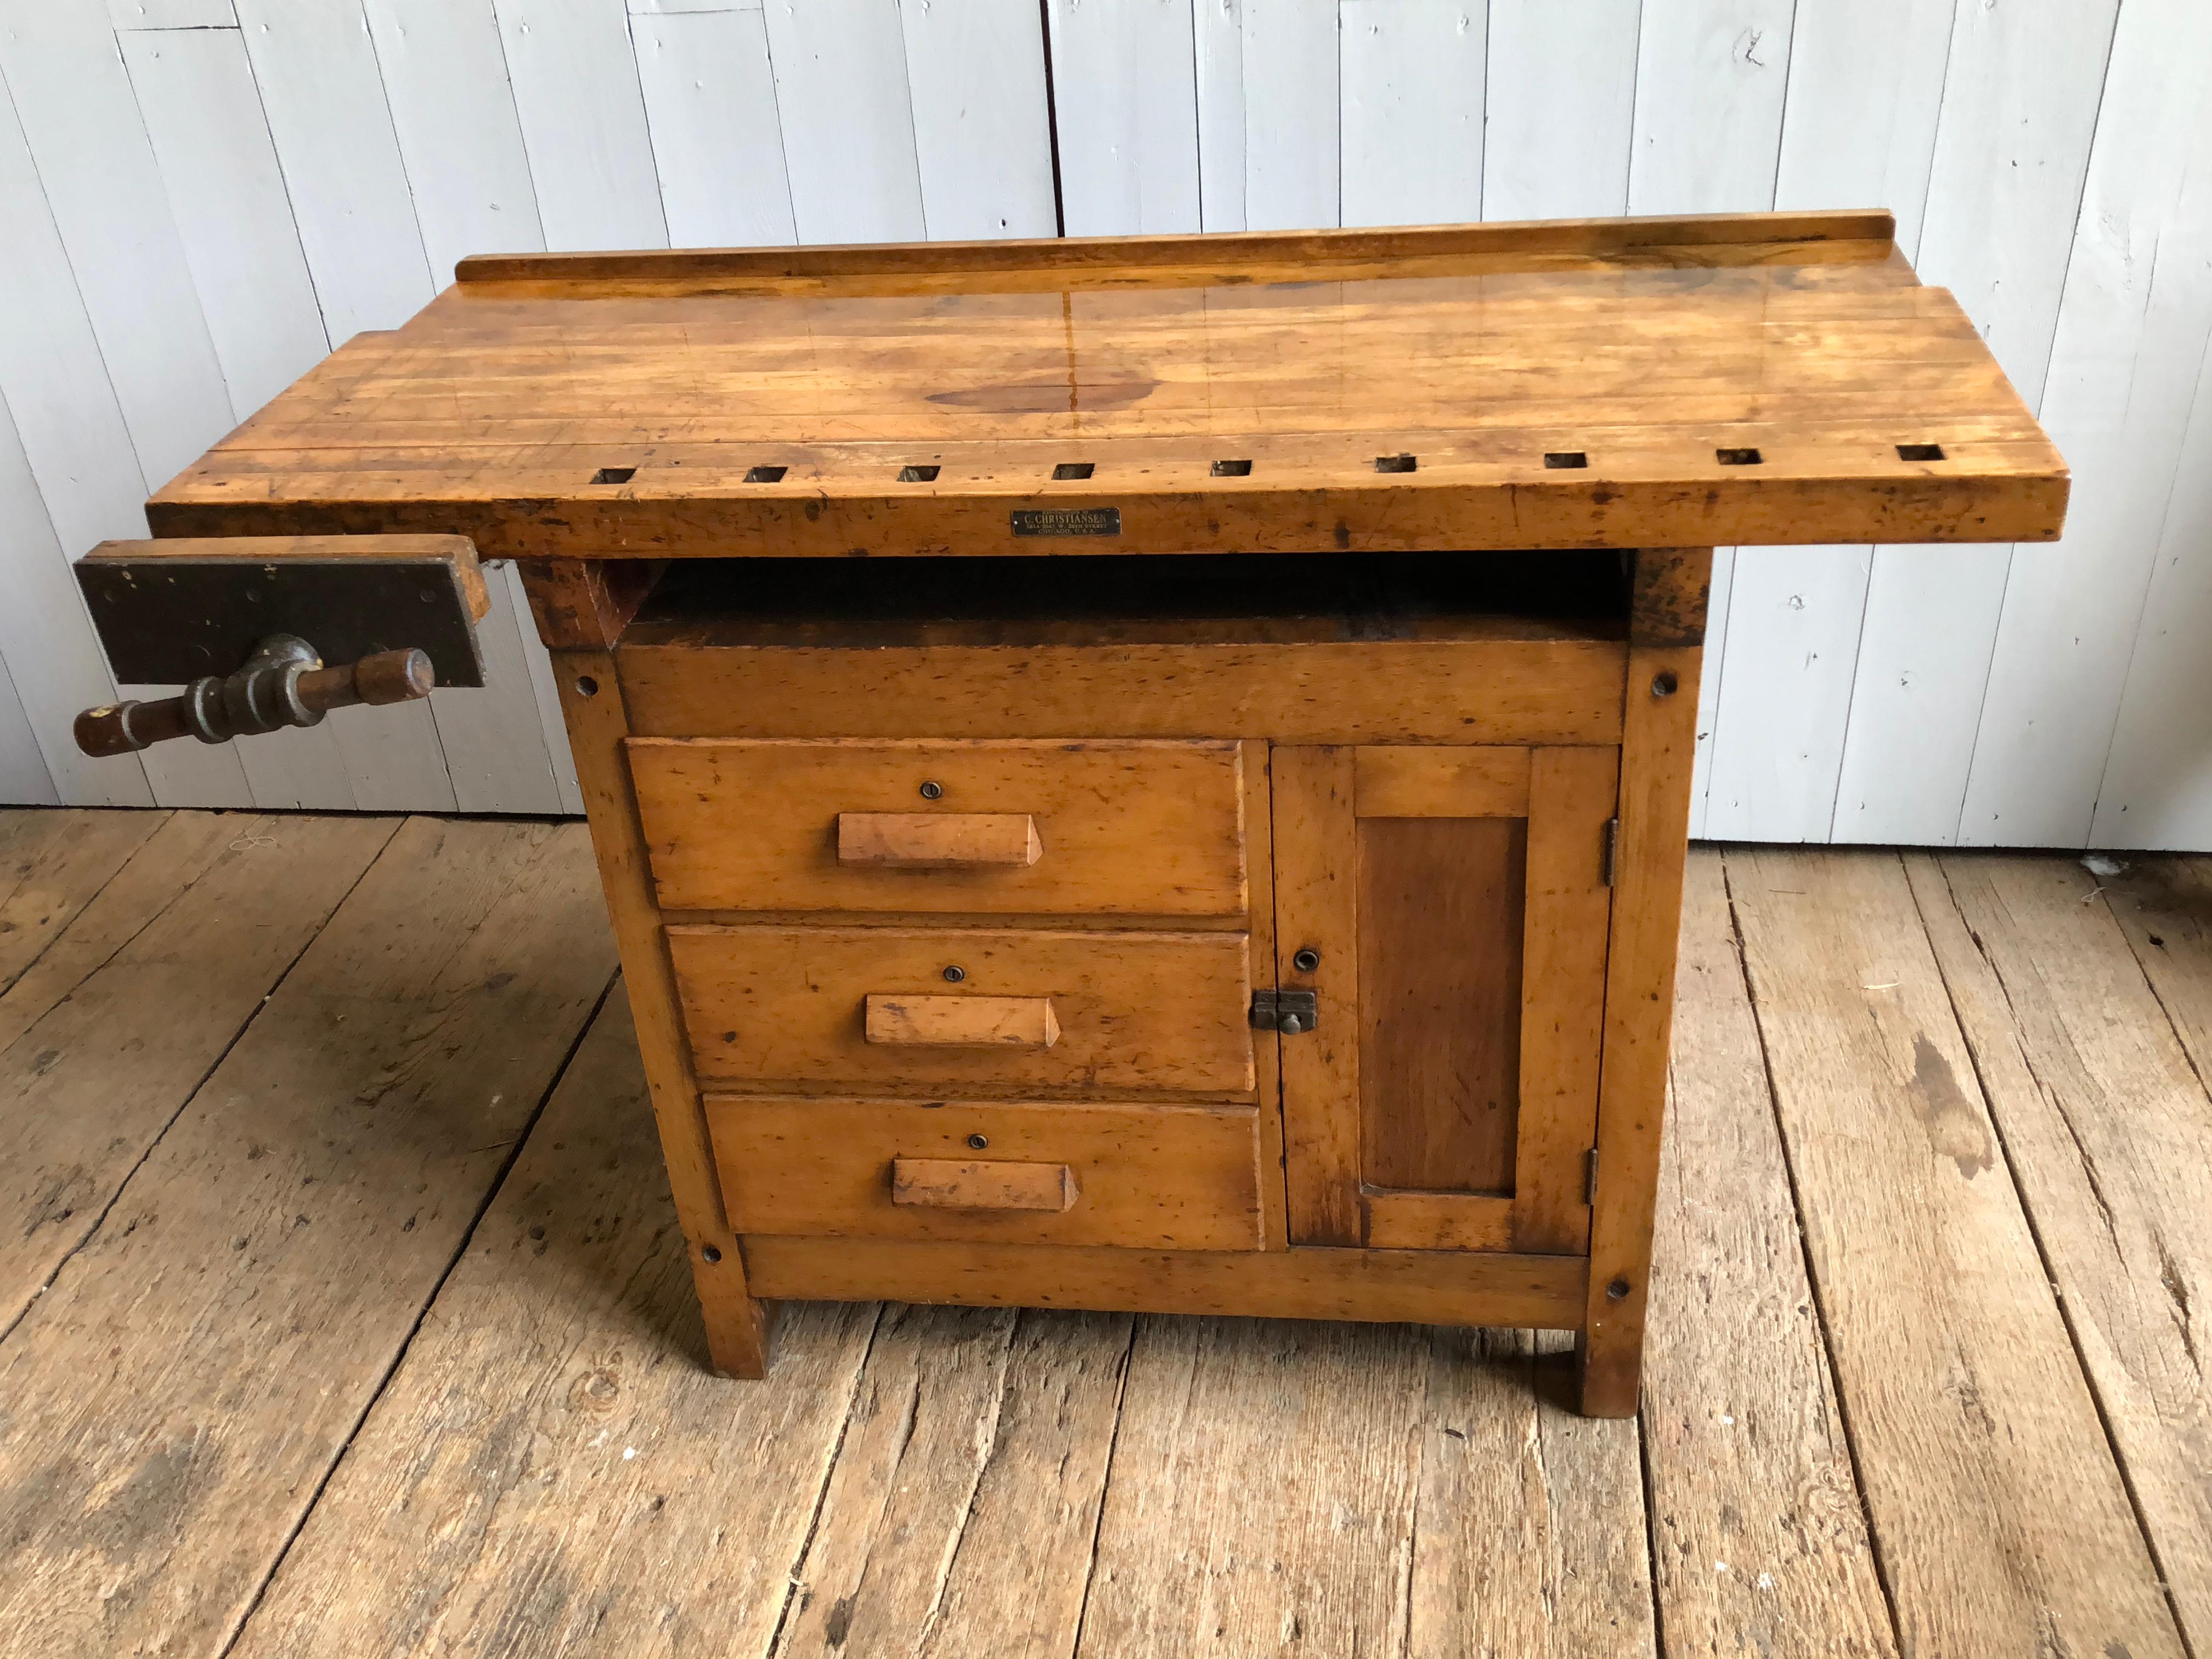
[145,212,2068,560]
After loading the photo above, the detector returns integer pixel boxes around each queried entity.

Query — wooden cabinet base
[740,1237,1588,1332]
[546,548,1711,1417]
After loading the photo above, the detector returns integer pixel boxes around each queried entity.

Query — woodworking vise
[67,535,490,759]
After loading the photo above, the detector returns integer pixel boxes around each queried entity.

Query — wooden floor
[0,811,2205,1658]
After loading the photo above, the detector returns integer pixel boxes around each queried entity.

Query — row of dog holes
[588,443,1948,487]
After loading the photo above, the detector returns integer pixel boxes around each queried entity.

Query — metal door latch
[1250,989,1319,1035]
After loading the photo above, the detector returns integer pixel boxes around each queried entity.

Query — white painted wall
[0,0,2203,849]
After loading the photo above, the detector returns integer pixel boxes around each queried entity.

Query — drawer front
[627,738,1246,917]
[710,1096,1264,1250]
[668,924,1255,1094]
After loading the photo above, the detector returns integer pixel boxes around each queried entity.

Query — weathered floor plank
[1076,1316,1428,1656]
[1406,1329,1655,1659]
[0,808,167,997]
[0,810,399,1328]
[226,989,882,1659]
[0,819,615,1659]
[1643,852,1895,1658]
[1726,848,2185,1659]
[1076,1315,1653,1658]
[2101,855,2212,1083]
[776,1305,1132,1659]
[1917,851,2212,1653]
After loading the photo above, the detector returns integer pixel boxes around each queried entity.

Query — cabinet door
[1272,745,1617,1255]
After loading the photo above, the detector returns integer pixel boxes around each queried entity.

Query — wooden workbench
[109,212,2064,1416]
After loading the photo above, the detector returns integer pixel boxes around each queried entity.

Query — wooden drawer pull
[837,812,1042,869]
[891,1156,1079,1213]
[864,993,1060,1048]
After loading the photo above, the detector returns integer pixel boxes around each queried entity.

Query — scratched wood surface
[0,819,2202,1658]
[144,216,2068,559]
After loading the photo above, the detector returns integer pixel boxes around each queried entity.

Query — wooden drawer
[709,1097,1264,1250]
[627,738,1246,917]
[667,924,1255,1094]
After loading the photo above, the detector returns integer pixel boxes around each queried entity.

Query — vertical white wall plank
[121,28,331,422]
[0,648,57,808]
[1701,546,1873,841]
[1959,0,2212,848]
[1830,547,2008,844]
[1242,0,1337,230]
[1047,0,1199,236]
[1774,0,1955,261]
[110,0,233,25]
[1481,0,1638,221]
[1686,548,1731,842]
[1339,0,1483,229]
[233,0,438,340]
[1702,0,1956,842]
[506,564,586,816]
[899,0,1056,241]
[365,0,549,280]
[763,0,926,242]
[0,86,159,808]
[433,572,565,813]
[1832,0,2121,845]
[0,0,235,486]
[2094,330,2212,850]
[493,0,669,250]
[0,389,151,810]
[1625,0,1795,217]
[1195,0,1245,230]
[634,4,795,246]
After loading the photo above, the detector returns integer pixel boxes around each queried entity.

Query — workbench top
[146,212,2067,560]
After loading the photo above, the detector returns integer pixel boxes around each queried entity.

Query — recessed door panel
[1274,744,1617,1255]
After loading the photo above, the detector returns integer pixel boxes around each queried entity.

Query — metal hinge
[1250,988,1319,1035]
[1584,1147,1600,1205]
[1601,817,1620,887]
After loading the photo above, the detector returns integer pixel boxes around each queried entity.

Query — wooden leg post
[1577,548,1709,1417]
[552,645,773,1376]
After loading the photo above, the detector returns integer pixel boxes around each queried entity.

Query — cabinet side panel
[560,649,769,1376]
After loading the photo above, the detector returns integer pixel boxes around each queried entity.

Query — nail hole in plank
[1374,453,1417,474]
[1211,458,1253,477]
[1897,442,1945,461]
[1053,462,1095,480]
[898,464,941,482]
[745,465,788,483]
[1543,451,1588,470]
[590,466,636,484]
[1716,447,1762,466]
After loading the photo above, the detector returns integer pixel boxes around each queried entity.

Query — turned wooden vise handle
[76,638,436,758]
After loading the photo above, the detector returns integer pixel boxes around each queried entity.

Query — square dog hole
[1897,442,1946,462]
[1543,451,1589,470]
[898,464,941,482]
[1716,447,1763,466]
[1374,453,1417,474]
[744,465,788,483]
[1211,458,1254,477]
[590,466,637,484]
[1052,462,1096,481]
